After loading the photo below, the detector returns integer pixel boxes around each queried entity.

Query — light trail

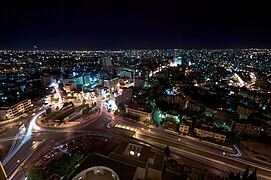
[26,140,54,166]
[228,144,242,157]
[2,110,45,166]
[160,144,271,180]
[3,83,62,167]
[50,82,62,106]
[8,140,44,180]
[135,132,271,176]
[0,135,23,143]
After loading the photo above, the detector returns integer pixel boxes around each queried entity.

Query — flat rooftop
[67,153,136,180]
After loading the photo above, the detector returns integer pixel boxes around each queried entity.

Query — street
[1,93,271,180]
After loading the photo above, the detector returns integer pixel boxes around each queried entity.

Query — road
[1,99,271,179]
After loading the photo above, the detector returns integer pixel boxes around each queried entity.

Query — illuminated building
[0,99,32,120]
[194,127,226,143]
[101,56,113,71]
[125,101,153,121]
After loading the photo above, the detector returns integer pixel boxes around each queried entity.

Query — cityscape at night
[1,1,271,180]
[0,49,270,180]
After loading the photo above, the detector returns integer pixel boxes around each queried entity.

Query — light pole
[222,145,226,172]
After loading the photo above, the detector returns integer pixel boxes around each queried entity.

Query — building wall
[137,167,145,180]
[134,78,144,89]
[125,107,152,121]
[65,83,77,92]
[231,121,246,135]
[101,57,112,67]
[194,128,226,142]
[174,96,187,107]
[187,102,201,111]
[102,78,119,92]
[266,127,271,136]
[0,99,32,120]
[147,167,162,180]
[122,88,133,104]
[237,106,253,118]
[214,133,226,141]
[179,124,190,135]
[132,170,138,180]
[62,78,72,85]
[161,95,174,104]
[245,124,262,137]
[41,75,54,87]
[72,76,84,86]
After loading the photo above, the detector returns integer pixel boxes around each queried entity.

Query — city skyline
[0,1,271,50]
[1,1,271,179]
[0,48,270,179]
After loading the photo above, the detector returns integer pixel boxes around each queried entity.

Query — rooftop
[109,141,152,168]
[68,153,136,180]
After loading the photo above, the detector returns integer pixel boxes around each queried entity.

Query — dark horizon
[1,1,270,50]
[2,46,271,52]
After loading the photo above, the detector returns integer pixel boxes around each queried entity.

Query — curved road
[1,88,271,179]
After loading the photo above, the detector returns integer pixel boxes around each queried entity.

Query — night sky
[0,0,270,50]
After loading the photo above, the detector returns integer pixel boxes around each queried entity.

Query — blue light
[165,88,176,96]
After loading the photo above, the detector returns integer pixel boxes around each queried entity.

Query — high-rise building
[101,56,112,71]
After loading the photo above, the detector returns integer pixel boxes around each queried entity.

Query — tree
[248,168,257,180]
[235,172,241,180]
[241,166,249,180]
[164,145,171,159]
[82,108,86,115]
[19,166,26,178]
[229,166,258,180]
[27,165,44,180]
[81,136,91,153]
[46,108,51,114]
[228,171,240,180]
[82,105,91,115]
